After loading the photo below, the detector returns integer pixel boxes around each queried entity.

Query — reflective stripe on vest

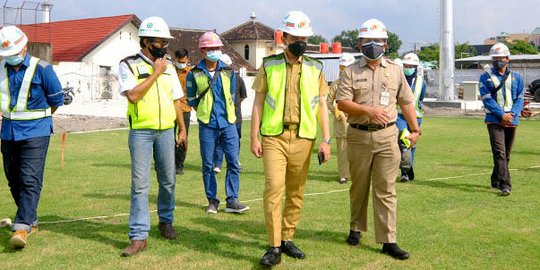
[0,57,52,120]
[486,70,513,112]
[192,68,236,124]
[398,74,424,118]
[261,54,322,139]
[124,55,176,130]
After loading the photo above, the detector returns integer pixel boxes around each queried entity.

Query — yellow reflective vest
[122,55,177,130]
[191,67,236,125]
[261,53,322,139]
[398,74,424,118]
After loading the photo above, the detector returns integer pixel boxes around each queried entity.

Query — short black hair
[175,48,189,58]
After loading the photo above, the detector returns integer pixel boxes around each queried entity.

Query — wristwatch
[323,138,332,144]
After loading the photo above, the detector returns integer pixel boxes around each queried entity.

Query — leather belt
[283,124,299,130]
[350,122,395,131]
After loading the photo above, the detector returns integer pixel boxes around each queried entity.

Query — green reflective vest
[486,69,513,112]
[122,55,177,130]
[0,56,52,120]
[191,67,236,124]
[398,74,424,118]
[261,53,322,139]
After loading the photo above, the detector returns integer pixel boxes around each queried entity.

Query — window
[244,44,249,60]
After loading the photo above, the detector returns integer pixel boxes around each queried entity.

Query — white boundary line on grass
[36,165,539,225]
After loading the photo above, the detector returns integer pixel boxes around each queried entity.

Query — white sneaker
[214,167,222,173]
[339,178,347,184]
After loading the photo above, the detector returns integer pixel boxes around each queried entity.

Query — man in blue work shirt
[479,43,524,196]
[186,31,249,214]
[0,26,63,248]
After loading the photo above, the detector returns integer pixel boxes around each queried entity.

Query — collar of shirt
[195,59,227,76]
[357,57,389,68]
[5,53,31,69]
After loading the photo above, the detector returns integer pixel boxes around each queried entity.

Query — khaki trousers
[347,125,400,243]
[336,138,350,179]
[262,130,315,247]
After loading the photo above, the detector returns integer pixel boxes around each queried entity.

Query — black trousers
[487,124,517,190]
[175,111,191,169]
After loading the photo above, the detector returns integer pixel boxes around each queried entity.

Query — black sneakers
[225,200,250,213]
[260,247,281,267]
[382,243,410,260]
[346,230,362,246]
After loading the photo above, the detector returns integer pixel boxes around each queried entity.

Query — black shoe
[175,167,184,175]
[382,243,410,260]
[491,183,502,190]
[158,222,177,240]
[399,174,409,182]
[281,240,305,259]
[408,168,415,180]
[260,247,281,267]
[346,230,361,246]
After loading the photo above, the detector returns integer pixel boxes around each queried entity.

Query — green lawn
[0,116,539,269]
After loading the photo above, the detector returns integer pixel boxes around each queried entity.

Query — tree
[455,42,477,59]
[332,29,360,51]
[386,31,402,55]
[507,40,537,55]
[417,43,439,66]
[308,34,327,45]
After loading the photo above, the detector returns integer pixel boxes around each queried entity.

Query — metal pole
[438,0,456,100]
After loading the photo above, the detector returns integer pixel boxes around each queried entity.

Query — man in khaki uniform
[251,11,331,267]
[336,18,420,260]
[327,53,356,184]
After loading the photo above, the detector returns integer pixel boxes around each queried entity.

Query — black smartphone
[318,151,324,165]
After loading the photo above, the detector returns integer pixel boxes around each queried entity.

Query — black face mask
[149,44,168,58]
[288,41,307,57]
[492,61,508,70]
[361,42,385,60]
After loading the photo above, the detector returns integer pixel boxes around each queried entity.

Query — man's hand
[406,131,420,147]
[154,57,168,75]
[251,138,263,158]
[318,142,331,163]
[369,107,390,125]
[177,129,187,151]
[501,113,514,126]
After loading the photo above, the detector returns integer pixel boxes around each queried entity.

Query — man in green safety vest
[251,11,331,267]
[396,53,426,182]
[186,31,250,215]
[118,16,187,257]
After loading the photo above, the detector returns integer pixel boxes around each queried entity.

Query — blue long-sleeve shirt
[186,59,236,128]
[479,67,524,126]
[1,54,64,141]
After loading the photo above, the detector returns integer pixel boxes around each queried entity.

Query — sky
[2,0,540,52]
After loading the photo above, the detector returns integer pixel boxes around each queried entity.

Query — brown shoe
[158,223,177,240]
[121,240,147,257]
[29,225,38,235]
[10,230,28,248]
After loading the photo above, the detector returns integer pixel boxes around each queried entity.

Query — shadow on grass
[0,228,19,253]
[411,179,490,193]
[91,162,131,169]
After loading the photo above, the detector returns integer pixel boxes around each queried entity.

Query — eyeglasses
[150,39,169,47]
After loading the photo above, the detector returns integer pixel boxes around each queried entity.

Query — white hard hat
[489,43,510,57]
[139,16,173,39]
[402,53,420,66]
[0,26,28,56]
[339,53,355,67]
[358,18,388,39]
[279,11,313,37]
[393,58,403,69]
[220,53,232,66]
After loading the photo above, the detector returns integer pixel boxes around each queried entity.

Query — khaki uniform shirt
[177,66,193,112]
[336,58,413,125]
[327,78,349,138]
[252,52,329,125]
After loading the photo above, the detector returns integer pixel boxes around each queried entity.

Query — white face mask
[175,62,187,70]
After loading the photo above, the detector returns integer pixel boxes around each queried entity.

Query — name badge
[380,90,390,106]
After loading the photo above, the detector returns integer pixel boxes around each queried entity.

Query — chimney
[41,0,53,23]
[250,11,256,21]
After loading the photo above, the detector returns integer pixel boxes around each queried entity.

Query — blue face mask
[5,54,24,66]
[403,68,416,76]
[205,50,222,62]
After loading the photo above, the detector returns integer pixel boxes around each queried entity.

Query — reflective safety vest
[261,54,322,139]
[486,69,513,112]
[191,67,236,124]
[398,74,424,118]
[122,55,177,130]
[0,57,52,120]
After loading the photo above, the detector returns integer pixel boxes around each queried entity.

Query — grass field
[0,116,539,269]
